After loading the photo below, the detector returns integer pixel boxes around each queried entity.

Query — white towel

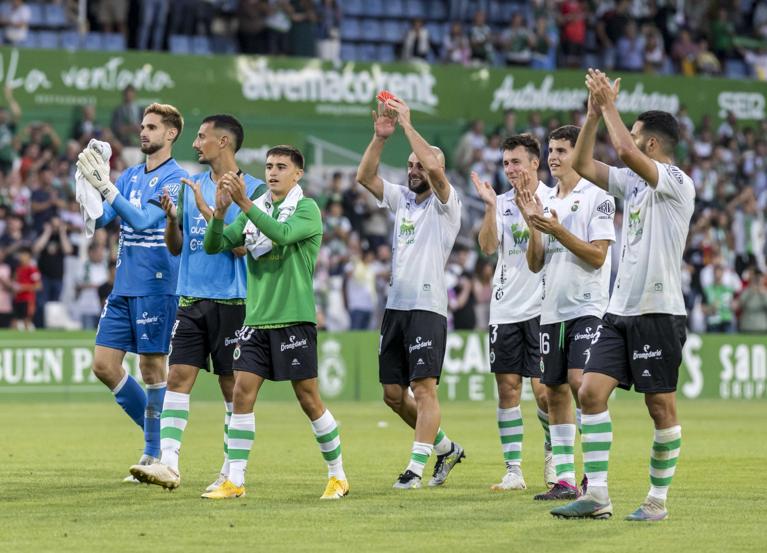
[243,185,304,260]
[75,139,112,239]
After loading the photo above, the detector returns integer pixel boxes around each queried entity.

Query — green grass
[0,399,764,552]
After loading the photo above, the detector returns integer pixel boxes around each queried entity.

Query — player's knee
[645,397,675,425]
[578,384,603,411]
[382,388,403,411]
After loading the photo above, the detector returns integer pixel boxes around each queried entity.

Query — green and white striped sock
[311,409,345,480]
[433,428,452,456]
[582,411,612,497]
[498,406,523,467]
[537,408,551,449]
[220,401,233,476]
[227,413,255,487]
[159,391,189,471]
[649,425,681,502]
[406,441,433,477]
[551,423,576,486]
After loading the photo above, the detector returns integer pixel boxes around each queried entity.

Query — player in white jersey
[517,125,615,502]
[357,95,464,490]
[551,70,695,521]
[473,134,555,491]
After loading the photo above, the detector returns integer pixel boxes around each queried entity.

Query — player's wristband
[99,181,120,204]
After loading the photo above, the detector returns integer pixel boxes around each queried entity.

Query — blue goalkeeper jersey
[112,158,187,296]
[176,171,266,299]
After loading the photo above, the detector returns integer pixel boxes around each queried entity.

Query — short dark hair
[202,114,245,152]
[548,125,580,147]
[502,134,540,161]
[636,110,680,153]
[266,145,304,169]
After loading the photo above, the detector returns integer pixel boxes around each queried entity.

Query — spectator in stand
[448,245,476,331]
[266,0,293,55]
[704,264,737,333]
[75,243,109,329]
[29,165,64,233]
[596,0,631,70]
[343,246,377,330]
[71,105,102,145]
[98,261,117,309]
[454,119,487,175]
[643,25,667,73]
[98,0,129,37]
[137,0,170,51]
[32,216,72,327]
[671,29,700,75]
[237,0,270,55]
[288,0,318,57]
[736,268,767,333]
[1,0,31,46]
[558,0,586,68]
[316,0,341,63]
[111,85,142,148]
[472,257,493,329]
[741,46,767,80]
[615,20,645,71]
[498,12,533,66]
[696,38,722,75]
[0,249,13,328]
[0,86,20,176]
[12,246,40,331]
[468,11,494,64]
[709,7,735,61]
[0,215,32,267]
[401,19,431,61]
[530,15,555,70]
[442,22,471,65]
[169,0,198,36]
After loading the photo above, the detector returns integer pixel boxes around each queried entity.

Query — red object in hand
[377,90,395,103]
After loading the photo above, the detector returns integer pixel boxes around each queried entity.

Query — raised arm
[572,92,611,190]
[387,96,451,204]
[472,172,499,255]
[516,185,545,273]
[356,103,397,202]
[204,183,246,254]
[587,69,660,188]
[161,189,182,256]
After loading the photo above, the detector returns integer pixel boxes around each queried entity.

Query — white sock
[227,413,255,487]
[159,391,189,471]
[310,409,345,480]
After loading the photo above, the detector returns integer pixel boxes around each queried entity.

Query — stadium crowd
[0,1,766,78]
[0,73,765,334]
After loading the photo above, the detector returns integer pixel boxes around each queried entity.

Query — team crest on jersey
[667,165,685,185]
[597,200,615,216]
[149,176,159,187]
[571,199,580,212]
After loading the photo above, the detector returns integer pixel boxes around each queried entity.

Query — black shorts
[168,301,245,375]
[489,318,541,378]
[232,323,318,381]
[540,316,602,386]
[584,313,687,394]
[379,309,447,386]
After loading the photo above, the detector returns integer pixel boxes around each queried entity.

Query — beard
[408,178,430,194]
[140,141,163,155]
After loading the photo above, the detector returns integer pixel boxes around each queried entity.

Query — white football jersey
[488,181,548,325]
[607,160,695,316]
[378,179,462,318]
[540,179,616,325]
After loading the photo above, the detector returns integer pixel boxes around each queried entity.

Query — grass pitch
[1,399,763,552]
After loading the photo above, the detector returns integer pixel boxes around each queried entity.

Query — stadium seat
[210,35,237,54]
[386,0,405,16]
[426,22,445,45]
[59,30,80,50]
[382,19,403,44]
[44,4,69,28]
[340,43,358,62]
[340,18,361,41]
[344,0,364,16]
[404,0,426,19]
[169,35,191,54]
[191,36,211,55]
[431,0,448,20]
[359,43,379,61]
[359,19,384,42]
[361,0,385,17]
[37,30,58,49]
[17,30,38,48]
[377,44,396,63]
[103,33,126,52]
[27,3,44,27]
[81,32,103,51]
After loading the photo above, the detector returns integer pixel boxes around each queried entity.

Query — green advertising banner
[0,331,763,401]
[1,46,765,167]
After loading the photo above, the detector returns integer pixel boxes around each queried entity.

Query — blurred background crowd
[0,0,765,78]
[1,0,766,334]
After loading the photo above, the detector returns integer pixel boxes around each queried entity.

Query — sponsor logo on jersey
[136,311,159,325]
[281,334,308,352]
[573,327,598,341]
[641,369,652,377]
[495,287,503,301]
[399,219,415,236]
[596,200,615,216]
[510,223,530,246]
[291,358,300,366]
[654,283,664,292]
[409,336,433,353]
[422,283,431,292]
[633,344,663,360]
